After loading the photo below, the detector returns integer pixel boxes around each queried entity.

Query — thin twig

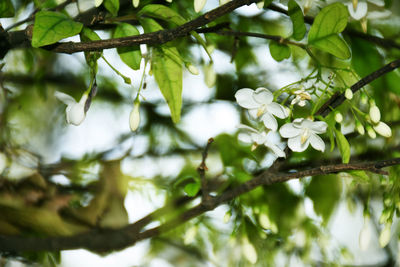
[197,138,214,203]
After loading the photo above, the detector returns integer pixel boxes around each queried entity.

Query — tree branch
[1,157,399,252]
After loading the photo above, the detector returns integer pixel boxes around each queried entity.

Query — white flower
[359,217,371,251]
[335,112,343,123]
[129,100,140,132]
[235,88,288,131]
[55,91,88,126]
[237,125,286,157]
[291,89,311,107]
[279,118,327,152]
[194,0,207,12]
[346,0,388,21]
[242,238,258,264]
[373,121,392,138]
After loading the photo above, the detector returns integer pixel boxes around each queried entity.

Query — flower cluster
[235,87,328,157]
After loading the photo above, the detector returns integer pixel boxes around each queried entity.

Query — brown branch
[20,0,258,54]
[316,59,400,117]
[197,138,214,203]
[1,157,399,252]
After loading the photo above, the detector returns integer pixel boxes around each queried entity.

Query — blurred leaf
[306,175,342,224]
[104,0,119,16]
[269,42,291,62]
[335,129,350,164]
[139,4,186,26]
[0,0,15,17]
[288,0,306,41]
[308,3,350,59]
[348,170,369,183]
[32,11,83,47]
[113,23,141,70]
[184,181,201,197]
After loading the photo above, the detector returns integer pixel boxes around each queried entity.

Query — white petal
[132,0,139,7]
[368,0,384,7]
[238,133,252,143]
[266,102,288,119]
[347,2,367,20]
[194,0,207,12]
[55,91,76,105]
[265,142,286,158]
[235,89,260,109]
[248,108,259,119]
[309,120,328,134]
[66,95,87,126]
[253,87,273,104]
[367,10,391,19]
[279,123,302,138]
[298,100,306,107]
[288,135,309,152]
[252,131,267,144]
[237,124,258,133]
[309,134,325,152]
[95,0,104,7]
[261,112,278,131]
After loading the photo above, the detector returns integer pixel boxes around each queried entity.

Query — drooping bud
[369,105,381,124]
[185,63,199,75]
[132,0,139,7]
[129,99,140,132]
[359,217,371,251]
[204,63,216,88]
[356,121,365,135]
[194,0,207,12]
[95,0,103,7]
[242,238,258,264]
[335,112,343,123]
[345,88,353,100]
[379,223,391,248]
[373,121,392,138]
[366,125,376,139]
[0,152,7,174]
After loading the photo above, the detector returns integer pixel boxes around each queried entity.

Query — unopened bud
[204,63,216,88]
[256,1,264,8]
[356,121,365,135]
[242,238,258,264]
[369,105,381,124]
[185,63,199,75]
[129,100,140,131]
[132,0,139,7]
[379,223,391,248]
[373,121,392,138]
[335,112,343,123]
[366,125,376,139]
[345,89,353,100]
[359,217,371,251]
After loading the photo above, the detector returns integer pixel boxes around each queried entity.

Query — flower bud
[373,121,392,138]
[366,126,376,139]
[223,211,231,223]
[0,152,7,174]
[359,217,371,251]
[356,121,365,135]
[335,112,343,123]
[194,0,207,12]
[95,0,103,7]
[185,63,199,75]
[369,105,381,124]
[184,226,197,245]
[129,100,140,132]
[256,1,264,9]
[204,63,216,88]
[345,89,353,100]
[242,238,257,264]
[379,223,391,248]
[132,0,139,7]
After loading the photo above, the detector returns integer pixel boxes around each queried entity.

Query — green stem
[102,55,132,84]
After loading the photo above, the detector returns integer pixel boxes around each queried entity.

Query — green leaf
[152,46,183,123]
[104,0,119,16]
[269,42,291,61]
[32,11,83,48]
[184,181,200,197]
[0,0,15,17]
[308,3,350,59]
[305,175,342,224]
[138,4,186,26]
[113,23,141,70]
[141,18,182,123]
[348,170,370,183]
[80,28,102,69]
[335,129,350,164]
[288,0,306,41]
